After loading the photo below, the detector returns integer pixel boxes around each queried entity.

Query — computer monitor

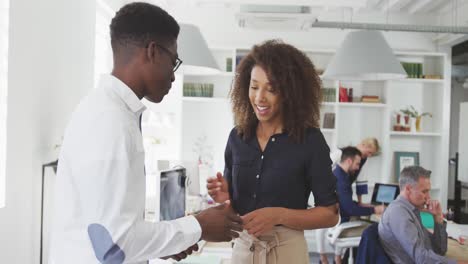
[371,183,400,205]
[159,168,186,221]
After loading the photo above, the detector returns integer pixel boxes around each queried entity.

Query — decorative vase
[415,116,422,132]
[403,115,410,131]
[410,117,417,132]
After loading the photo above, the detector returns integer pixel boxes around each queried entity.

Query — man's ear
[405,184,412,194]
[146,41,156,63]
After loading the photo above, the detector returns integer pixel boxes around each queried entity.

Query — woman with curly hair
[207,40,339,263]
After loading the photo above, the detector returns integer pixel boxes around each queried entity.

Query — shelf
[321,128,336,133]
[321,102,336,106]
[389,131,442,137]
[182,97,229,103]
[338,102,387,108]
[389,78,444,84]
[217,72,235,77]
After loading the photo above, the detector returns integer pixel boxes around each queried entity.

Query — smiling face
[248,65,283,127]
[142,40,177,103]
[357,143,377,158]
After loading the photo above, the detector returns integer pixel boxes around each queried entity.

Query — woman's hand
[206,172,230,203]
[241,207,286,237]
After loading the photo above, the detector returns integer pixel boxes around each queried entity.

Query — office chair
[355,223,392,264]
[327,220,369,263]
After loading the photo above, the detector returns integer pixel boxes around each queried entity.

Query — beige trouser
[231,226,309,264]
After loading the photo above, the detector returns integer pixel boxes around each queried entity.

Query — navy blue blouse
[224,127,338,216]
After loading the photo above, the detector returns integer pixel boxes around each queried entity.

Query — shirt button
[250,245,255,252]
[256,174,260,179]
[271,138,275,142]
[261,155,264,159]
[253,193,256,199]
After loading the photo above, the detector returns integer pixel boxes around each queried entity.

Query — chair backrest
[356,223,392,264]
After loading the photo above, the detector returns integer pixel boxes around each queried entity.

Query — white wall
[0,0,96,263]
[0,0,9,208]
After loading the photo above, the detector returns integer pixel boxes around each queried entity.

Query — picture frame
[394,151,420,181]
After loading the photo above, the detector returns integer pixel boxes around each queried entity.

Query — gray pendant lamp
[178,24,220,75]
[322,30,406,81]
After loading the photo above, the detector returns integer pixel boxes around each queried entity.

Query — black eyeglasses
[155,44,183,72]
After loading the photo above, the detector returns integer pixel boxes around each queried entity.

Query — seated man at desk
[379,165,468,264]
[332,146,385,264]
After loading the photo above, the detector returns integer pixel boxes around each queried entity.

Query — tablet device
[371,183,400,205]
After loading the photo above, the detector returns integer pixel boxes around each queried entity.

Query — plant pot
[416,116,422,132]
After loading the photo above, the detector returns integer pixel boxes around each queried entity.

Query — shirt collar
[99,74,146,115]
[334,164,349,178]
[396,195,419,214]
[243,130,288,151]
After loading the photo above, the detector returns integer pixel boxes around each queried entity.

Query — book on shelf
[361,95,381,103]
[423,74,443,80]
[321,88,336,102]
[323,112,335,129]
[183,83,214,97]
[401,62,423,79]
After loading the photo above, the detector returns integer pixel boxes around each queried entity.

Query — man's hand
[161,244,199,262]
[422,200,443,224]
[241,207,286,237]
[194,200,243,242]
[206,172,230,203]
[374,205,385,215]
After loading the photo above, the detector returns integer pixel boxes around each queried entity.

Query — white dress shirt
[49,74,201,264]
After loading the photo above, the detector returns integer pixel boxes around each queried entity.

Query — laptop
[159,168,187,221]
[371,183,400,205]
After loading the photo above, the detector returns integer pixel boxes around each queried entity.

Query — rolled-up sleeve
[307,132,337,207]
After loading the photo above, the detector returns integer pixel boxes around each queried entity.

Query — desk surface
[447,239,468,261]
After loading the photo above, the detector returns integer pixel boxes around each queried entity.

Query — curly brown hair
[230,39,323,142]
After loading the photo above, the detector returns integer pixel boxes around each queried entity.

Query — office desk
[446,239,468,261]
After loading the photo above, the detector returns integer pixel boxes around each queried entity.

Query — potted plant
[400,106,432,132]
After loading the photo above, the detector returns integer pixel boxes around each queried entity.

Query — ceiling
[190,0,460,15]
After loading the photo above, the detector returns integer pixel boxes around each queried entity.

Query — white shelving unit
[142,46,451,209]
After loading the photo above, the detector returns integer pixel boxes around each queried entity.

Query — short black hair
[340,146,362,163]
[110,2,179,50]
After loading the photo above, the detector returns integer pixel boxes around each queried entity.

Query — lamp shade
[322,30,406,81]
[178,24,220,75]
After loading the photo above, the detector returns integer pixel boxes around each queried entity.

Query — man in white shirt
[49,3,242,264]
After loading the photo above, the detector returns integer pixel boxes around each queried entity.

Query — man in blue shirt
[335,146,384,223]
[333,146,385,264]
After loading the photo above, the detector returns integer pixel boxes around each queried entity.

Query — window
[0,0,9,208]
